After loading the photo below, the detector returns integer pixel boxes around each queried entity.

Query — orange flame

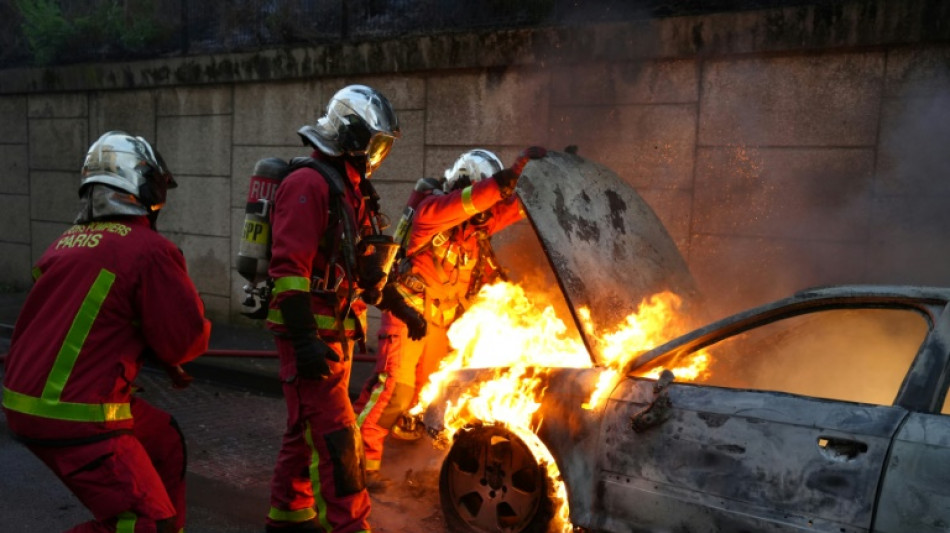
[414,281,711,532]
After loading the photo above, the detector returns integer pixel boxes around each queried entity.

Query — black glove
[357,236,398,306]
[510,146,547,176]
[292,336,340,380]
[358,268,387,306]
[280,292,341,380]
[494,146,548,199]
[379,284,427,340]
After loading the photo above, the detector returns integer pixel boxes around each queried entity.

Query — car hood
[516,151,703,365]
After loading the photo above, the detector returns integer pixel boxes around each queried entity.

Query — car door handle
[817,436,868,461]
[631,370,675,433]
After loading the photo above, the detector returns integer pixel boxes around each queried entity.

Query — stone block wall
[1,0,948,324]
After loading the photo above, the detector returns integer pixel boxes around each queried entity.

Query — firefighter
[264,84,401,533]
[353,146,546,491]
[1,131,211,532]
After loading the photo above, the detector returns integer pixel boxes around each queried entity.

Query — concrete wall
[1,0,948,323]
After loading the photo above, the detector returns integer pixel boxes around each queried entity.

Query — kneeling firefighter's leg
[30,435,177,532]
[131,398,187,532]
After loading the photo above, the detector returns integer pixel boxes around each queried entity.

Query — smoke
[694,306,928,405]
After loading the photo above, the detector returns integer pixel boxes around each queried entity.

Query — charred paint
[605,189,627,235]
[714,444,746,455]
[698,412,729,428]
[552,186,600,243]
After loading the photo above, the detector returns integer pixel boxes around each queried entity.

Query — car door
[592,304,931,533]
[873,302,950,533]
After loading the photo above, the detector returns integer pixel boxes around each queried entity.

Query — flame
[414,281,711,532]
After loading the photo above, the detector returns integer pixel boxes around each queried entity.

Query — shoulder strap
[288,156,345,198]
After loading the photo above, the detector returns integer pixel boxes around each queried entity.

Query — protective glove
[358,268,387,306]
[510,146,548,176]
[357,236,399,306]
[291,336,340,380]
[379,284,427,340]
[494,146,548,198]
[279,291,341,380]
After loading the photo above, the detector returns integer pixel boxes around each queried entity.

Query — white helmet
[298,84,400,176]
[80,131,176,212]
[443,149,503,193]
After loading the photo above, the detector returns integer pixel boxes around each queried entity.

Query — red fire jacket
[266,152,372,349]
[2,216,211,442]
[400,177,523,323]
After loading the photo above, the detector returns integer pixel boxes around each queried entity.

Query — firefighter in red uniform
[1,131,211,533]
[264,85,401,533]
[353,147,546,490]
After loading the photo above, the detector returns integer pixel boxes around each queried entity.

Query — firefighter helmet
[80,131,177,212]
[443,149,503,193]
[298,85,401,176]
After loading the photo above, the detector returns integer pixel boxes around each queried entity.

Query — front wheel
[439,424,554,532]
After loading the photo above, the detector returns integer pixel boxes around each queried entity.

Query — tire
[439,424,555,533]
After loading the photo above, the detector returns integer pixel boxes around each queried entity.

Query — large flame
[414,281,710,532]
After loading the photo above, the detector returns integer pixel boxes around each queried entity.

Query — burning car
[418,153,950,532]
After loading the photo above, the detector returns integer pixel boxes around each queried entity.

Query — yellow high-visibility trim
[357,372,389,427]
[116,511,137,532]
[2,387,132,422]
[43,269,116,402]
[305,422,333,533]
[461,186,480,216]
[273,276,310,294]
[267,506,316,523]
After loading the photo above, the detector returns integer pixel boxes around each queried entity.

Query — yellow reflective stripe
[31,266,42,281]
[42,269,116,402]
[305,422,332,533]
[365,458,381,471]
[2,387,132,422]
[357,372,388,427]
[461,185,479,216]
[273,276,310,295]
[267,506,316,523]
[395,284,424,311]
[267,310,357,331]
[316,314,356,331]
[116,511,136,533]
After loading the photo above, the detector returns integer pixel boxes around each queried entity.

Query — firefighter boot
[365,470,393,494]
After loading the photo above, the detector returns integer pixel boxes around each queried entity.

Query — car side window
[658,308,929,406]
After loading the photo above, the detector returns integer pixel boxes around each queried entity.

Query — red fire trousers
[354,311,449,471]
[26,398,185,533]
[267,337,371,533]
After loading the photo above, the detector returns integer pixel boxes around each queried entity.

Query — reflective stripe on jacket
[1,217,210,441]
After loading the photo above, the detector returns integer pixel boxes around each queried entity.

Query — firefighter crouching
[264,85,402,533]
[354,146,547,491]
[1,131,212,533]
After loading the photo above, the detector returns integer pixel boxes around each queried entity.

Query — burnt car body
[423,154,950,533]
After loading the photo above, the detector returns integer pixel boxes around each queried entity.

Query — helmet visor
[366,134,395,172]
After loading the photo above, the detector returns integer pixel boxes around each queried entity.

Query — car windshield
[641,307,930,406]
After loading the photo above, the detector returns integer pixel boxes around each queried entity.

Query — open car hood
[515,151,703,365]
